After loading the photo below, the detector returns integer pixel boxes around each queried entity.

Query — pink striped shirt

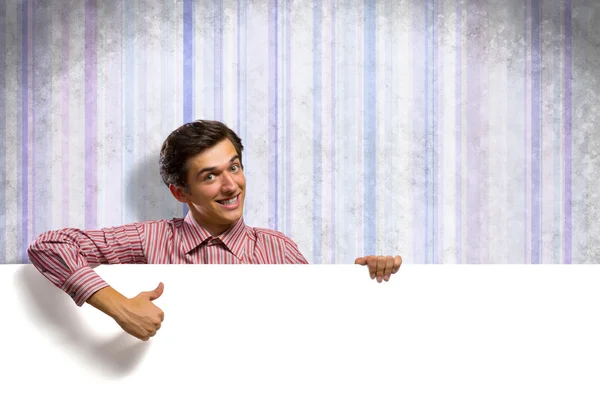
[27,213,309,306]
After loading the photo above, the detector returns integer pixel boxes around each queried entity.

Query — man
[28,120,403,341]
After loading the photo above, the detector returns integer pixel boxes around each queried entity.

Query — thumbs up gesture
[113,282,166,341]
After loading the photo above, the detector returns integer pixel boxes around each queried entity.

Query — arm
[27,223,164,341]
[27,223,147,307]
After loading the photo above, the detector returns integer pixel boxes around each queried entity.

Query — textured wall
[0,0,598,264]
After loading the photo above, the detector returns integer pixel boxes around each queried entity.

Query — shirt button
[69,291,76,298]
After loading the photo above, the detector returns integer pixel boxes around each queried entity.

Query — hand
[355,255,402,283]
[113,282,165,341]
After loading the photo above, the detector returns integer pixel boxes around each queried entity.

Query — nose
[220,171,237,191]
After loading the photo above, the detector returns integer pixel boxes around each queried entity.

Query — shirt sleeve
[27,223,148,307]
[283,237,309,264]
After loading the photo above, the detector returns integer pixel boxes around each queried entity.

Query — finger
[159,310,165,322]
[147,282,165,301]
[384,257,393,281]
[392,255,403,274]
[355,257,367,265]
[367,257,377,279]
[376,256,386,283]
[148,330,157,338]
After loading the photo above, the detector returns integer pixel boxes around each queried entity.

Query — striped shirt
[27,212,309,307]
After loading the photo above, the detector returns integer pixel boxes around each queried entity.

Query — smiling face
[169,138,246,237]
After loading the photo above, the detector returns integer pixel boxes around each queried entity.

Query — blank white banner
[2,264,600,399]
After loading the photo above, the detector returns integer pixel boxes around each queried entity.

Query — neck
[190,208,238,237]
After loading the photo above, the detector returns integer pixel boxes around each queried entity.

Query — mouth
[215,194,241,210]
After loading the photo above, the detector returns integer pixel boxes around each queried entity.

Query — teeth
[219,196,237,205]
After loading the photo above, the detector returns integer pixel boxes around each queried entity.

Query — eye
[204,174,215,181]
[231,164,240,172]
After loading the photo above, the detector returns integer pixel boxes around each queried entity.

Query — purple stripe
[563,0,572,263]
[214,0,223,120]
[30,0,36,241]
[455,0,461,263]
[0,0,6,262]
[330,0,336,263]
[524,2,529,263]
[531,0,541,263]
[268,0,278,230]
[21,1,29,262]
[84,0,97,229]
[61,6,70,228]
[33,0,52,238]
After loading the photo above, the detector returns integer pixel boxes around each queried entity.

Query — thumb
[145,282,164,301]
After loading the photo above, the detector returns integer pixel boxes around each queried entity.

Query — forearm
[86,286,129,320]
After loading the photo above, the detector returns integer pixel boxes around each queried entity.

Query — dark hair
[159,120,244,191]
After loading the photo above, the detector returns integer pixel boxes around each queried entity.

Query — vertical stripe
[363,0,376,257]
[523,1,530,263]
[136,0,146,220]
[20,1,29,261]
[0,0,6,262]
[61,4,70,229]
[123,0,134,222]
[465,1,481,263]
[455,0,461,263]
[552,0,562,264]
[530,0,541,263]
[434,0,443,263]
[85,0,97,229]
[424,0,432,263]
[182,0,193,217]
[214,0,223,120]
[268,0,278,230]
[285,0,292,237]
[563,0,572,263]
[312,0,322,263]
[330,0,336,263]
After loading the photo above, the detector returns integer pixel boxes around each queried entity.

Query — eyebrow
[196,155,241,179]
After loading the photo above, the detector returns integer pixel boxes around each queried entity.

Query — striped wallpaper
[1,0,599,264]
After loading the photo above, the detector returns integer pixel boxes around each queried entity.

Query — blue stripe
[123,0,134,222]
[364,0,376,257]
[312,0,322,263]
[552,0,561,264]
[274,0,279,231]
[0,0,6,262]
[182,0,193,217]
[21,1,28,262]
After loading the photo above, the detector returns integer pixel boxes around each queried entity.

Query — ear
[169,184,190,203]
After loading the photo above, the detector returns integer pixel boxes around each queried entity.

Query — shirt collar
[182,212,247,261]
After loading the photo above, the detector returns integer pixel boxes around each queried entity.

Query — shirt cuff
[61,266,110,307]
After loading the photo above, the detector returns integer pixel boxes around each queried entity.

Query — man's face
[180,139,246,235]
